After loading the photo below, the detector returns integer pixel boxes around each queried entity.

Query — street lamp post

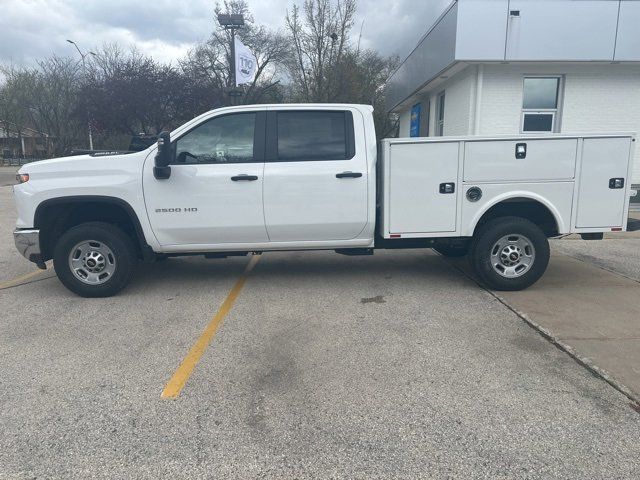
[67,39,96,151]
[217,13,245,104]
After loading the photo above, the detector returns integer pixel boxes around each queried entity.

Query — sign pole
[230,28,236,104]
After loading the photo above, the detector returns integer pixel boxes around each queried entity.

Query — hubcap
[68,240,116,285]
[490,234,535,278]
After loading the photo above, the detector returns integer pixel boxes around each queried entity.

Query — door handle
[231,175,258,181]
[336,172,362,179]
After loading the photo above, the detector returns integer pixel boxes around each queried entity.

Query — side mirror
[154,131,172,180]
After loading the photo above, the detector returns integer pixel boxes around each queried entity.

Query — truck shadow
[133,250,470,288]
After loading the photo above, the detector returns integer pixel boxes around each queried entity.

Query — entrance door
[262,109,369,242]
[143,110,268,247]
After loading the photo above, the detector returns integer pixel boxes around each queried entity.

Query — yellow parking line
[161,255,261,399]
[0,262,52,290]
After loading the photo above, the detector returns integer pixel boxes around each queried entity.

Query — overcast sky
[0,0,452,67]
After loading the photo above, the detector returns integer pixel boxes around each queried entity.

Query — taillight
[16,173,29,184]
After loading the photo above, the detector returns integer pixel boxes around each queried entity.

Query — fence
[1,157,41,167]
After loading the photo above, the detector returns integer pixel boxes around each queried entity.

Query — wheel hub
[83,250,106,273]
[500,245,522,266]
[68,240,116,285]
[490,234,536,278]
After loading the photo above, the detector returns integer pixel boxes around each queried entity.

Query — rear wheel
[470,216,549,291]
[53,222,137,297]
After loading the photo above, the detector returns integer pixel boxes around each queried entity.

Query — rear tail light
[16,173,29,184]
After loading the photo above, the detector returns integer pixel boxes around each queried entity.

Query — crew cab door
[143,110,268,247]
[262,108,368,242]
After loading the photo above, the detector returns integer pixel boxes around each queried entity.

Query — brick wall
[397,66,476,138]
[480,63,640,182]
[395,62,640,182]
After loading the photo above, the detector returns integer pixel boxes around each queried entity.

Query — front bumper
[13,229,46,269]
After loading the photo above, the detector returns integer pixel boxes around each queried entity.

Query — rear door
[262,108,368,242]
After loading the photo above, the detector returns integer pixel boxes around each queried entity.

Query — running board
[335,248,374,256]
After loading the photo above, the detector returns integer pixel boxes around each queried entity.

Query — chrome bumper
[13,229,45,268]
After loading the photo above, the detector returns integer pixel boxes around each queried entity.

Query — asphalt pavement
[1,170,639,479]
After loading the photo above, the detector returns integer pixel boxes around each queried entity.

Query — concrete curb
[440,256,640,408]
[491,291,640,407]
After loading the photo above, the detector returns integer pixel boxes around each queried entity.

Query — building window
[436,91,445,136]
[521,76,561,133]
[420,100,430,137]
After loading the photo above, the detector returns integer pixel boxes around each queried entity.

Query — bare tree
[0,67,36,156]
[84,46,190,137]
[180,0,289,107]
[285,0,356,102]
[0,58,86,155]
[285,0,398,138]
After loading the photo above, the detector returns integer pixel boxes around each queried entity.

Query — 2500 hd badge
[155,208,198,213]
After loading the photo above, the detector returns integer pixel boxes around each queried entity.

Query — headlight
[16,173,29,184]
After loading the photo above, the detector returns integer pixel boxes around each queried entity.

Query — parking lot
[1,166,640,478]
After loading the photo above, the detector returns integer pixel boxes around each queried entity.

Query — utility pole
[217,13,245,105]
[67,39,97,150]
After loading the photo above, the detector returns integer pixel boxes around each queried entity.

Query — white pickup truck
[13,104,636,297]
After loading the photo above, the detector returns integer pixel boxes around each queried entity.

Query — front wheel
[469,217,549,291]
[53,222,137,297]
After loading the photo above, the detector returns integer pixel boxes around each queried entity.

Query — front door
[143,110,268,247]
[262,109,369,242]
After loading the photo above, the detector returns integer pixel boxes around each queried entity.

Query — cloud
[0,0,453,67]
[355,0,453,58]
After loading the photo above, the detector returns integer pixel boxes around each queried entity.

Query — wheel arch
[34,195,153,261]
[469,193,565,238]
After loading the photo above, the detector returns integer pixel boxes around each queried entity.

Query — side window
[276,111,353,161]
[174,113,256,164]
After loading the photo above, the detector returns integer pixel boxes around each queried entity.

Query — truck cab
[13,104,635,297]
[144,104,376,251]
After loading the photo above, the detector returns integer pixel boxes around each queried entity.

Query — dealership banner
[235,37,257,86]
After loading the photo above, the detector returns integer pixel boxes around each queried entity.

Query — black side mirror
[154,131,172,180]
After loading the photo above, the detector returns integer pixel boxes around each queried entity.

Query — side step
[204,252,248,259]
[335,248,374,256]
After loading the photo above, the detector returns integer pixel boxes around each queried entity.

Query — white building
[387,0,640,188]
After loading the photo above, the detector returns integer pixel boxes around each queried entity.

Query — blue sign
[410,103,421,137]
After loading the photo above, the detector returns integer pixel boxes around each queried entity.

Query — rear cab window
[267,110,355,161]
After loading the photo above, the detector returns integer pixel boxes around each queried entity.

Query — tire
[469,216,549,291]
[434,244,469,258]
[53,222,137,297]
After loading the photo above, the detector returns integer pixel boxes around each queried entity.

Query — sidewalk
[498,253,640,402]
[561,209,640,239]
[450,246,640,403]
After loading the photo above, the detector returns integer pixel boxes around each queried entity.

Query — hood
[18,150,149,178]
